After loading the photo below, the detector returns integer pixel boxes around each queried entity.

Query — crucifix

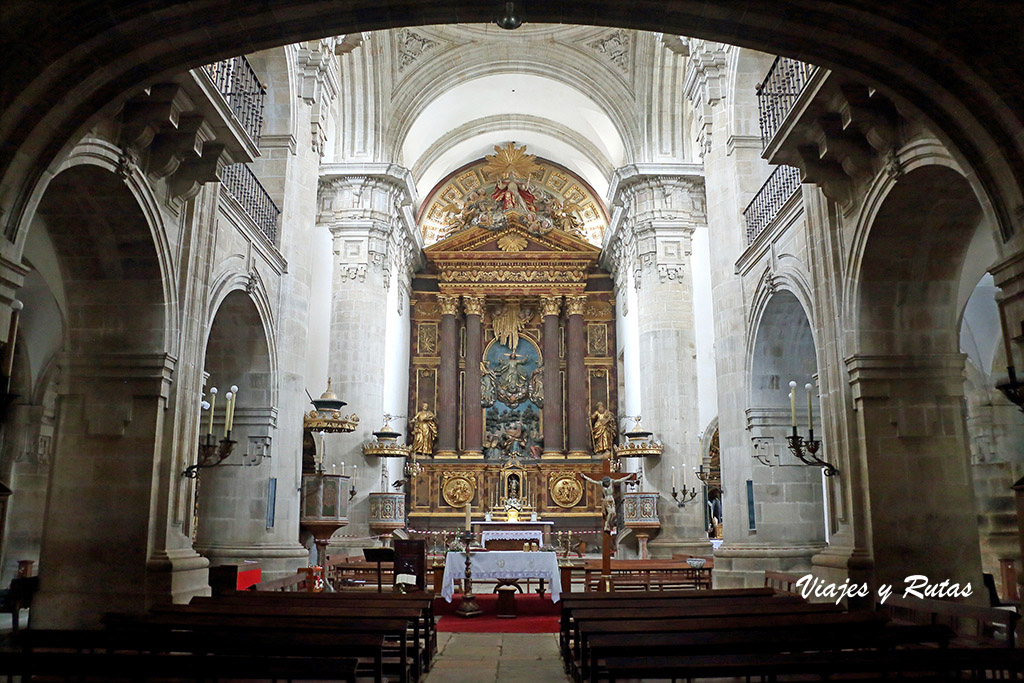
[579,461,636,592]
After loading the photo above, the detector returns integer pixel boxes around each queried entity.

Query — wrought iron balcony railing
[221,164,280,243]
[756,56,818,148]
[202,56,266,145]
[743,165,802,245]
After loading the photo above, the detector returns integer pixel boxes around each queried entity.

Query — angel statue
[480,362,497,407]
[410,402,438,456]
[528,363,544,407]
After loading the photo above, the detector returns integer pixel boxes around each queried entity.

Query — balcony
[756,57,818,148]
[743,165,802,245]
[202,56,266,146]
[221,164,280,244]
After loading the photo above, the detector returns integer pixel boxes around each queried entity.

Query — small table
[441,550,562,603]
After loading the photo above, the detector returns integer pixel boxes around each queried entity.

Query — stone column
[541,295,564,457]
[318,164,418,543]
[436,294,460,458]
[565,295,589,458]
[605,163,709,555]
[462,296,485,458]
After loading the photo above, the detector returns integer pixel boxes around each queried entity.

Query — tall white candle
[223,392,233,434]
[671,466,677,490]
[805,383,813,431]
[788,380,797,427]
[226,384,239,432]
[464,501,472,530]
[207,387,217,435]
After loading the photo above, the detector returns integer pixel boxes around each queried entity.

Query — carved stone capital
[462,295,485,317]
[540,295,563,318]
[565,295,588,316]
[438,294,460,316]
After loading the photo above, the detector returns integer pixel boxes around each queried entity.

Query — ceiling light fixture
[495,2,522,30]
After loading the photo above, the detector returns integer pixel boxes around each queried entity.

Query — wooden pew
[0,649,361,682]
[764,569,806,595]
[198,589,438,663]
[105,612,400,683]
[878,593,1021,648]
[601,645,1020,682]
[579,613,950,683]
[558,586,778,661]
[582,559,711,591]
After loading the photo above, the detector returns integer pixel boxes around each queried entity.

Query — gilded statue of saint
[410,402,438,456]
[590,402,616,455]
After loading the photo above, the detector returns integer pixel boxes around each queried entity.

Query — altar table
[442,550,562,602]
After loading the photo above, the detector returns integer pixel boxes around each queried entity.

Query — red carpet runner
[435,593,560,633]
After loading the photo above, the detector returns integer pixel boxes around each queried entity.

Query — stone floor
[423,632,569,683]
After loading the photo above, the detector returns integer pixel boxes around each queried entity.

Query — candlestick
[789,380,797,427]
[3,300,22,378]
[805,383,813,432]
[225,384,238,432]
[207,387,217,435]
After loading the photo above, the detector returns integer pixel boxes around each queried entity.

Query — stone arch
[26,162,171,627]
[744,288,827,566]
[193,289,280,568]
[850,161,985,588]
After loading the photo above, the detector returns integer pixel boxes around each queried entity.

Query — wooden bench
[764,569,806,595]
[0,649,361,682]
[878,594,1021,648]
[0,575,38,632]
[582,559,711,591]
[601,645,1020,682]
[558,586,777,661]
[193,589,437,667]
[105,612,400,683]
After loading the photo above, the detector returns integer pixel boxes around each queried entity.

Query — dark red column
[566,295,588,457]
[437,294,460,457]
[541,295,564,456]
[462,296,484,457]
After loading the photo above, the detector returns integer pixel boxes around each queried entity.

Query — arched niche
[745,289,826,554]
[193,289,277,566]
[853,163,984,588]
[28,164,169,628]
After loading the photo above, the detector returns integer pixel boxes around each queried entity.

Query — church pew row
[568,598,840,662]
[601,647,1024,682]
[12,632,362,682]
[878,593,1020,648]
[572,608,894,682]
[103,612,402,683]
[198,589,437,662]
[557,586,779,661]
[579,617,955,683]
[580,559,712,591]
[155,602,425,682]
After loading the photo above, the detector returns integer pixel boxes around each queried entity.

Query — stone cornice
[318,162,417,203]
[606,162,705,204]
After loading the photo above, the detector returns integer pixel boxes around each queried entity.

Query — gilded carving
[417,323,437,354]
[549,472,584,508]
[462,295,485,317]
[438,294,460,316]
[491,299,532,351]
[497,231,528,252]
[441,472,476,507]
[540,296,562,317]
[440,268,586,284]
[588,323,608,356]
[566,295,588,316]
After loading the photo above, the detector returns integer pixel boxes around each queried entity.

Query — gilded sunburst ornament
[482,142,542,181]
[497,232,528,252]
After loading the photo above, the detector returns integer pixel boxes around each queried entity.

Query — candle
[464,501,471,530]
[207,387,217,435]
[789,380,797,427]
[805,383,813,431]
[1000,300,1015,369]
[340,461,345,476]
[225,384,239,432]
[223,392,233,434]
[671,466,677,491]
[318,432,326,470]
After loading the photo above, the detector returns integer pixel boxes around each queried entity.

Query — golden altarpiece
[405,144,618,535]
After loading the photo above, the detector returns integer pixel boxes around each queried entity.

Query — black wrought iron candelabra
[183,432,236,478]
[671,484,698,507]
[786,426,838,477]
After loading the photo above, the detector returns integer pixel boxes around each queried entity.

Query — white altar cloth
[480,529,543,545]
[442,550,561,603]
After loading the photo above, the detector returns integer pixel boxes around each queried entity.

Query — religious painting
[483,337,543,460]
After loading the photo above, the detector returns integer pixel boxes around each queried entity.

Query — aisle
[423,632,568,683]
